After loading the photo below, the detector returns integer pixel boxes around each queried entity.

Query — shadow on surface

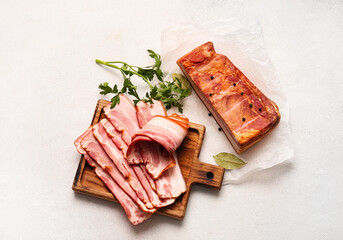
[223,161,294,186]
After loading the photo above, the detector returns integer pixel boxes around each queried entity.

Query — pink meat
[104,94,140,145]
[132,164,176,208]
[140,164,156,191]
[138,140,176,179]
[102,118,128,154]
[155,153,186,198]
[80,130,155,213]
[93,120,130,178]
[135,102,187,199]
[93,121,154,209]
[101,119,177,207]
[96,167,152,225]
[75,129,152,225]
[133,115,189,154]
[74,127,100,168]
[126,114,189,178]
[136,100,167,128]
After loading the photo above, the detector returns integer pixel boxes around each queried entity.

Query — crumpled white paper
[160,18,294,184]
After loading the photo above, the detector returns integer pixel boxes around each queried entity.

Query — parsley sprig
[96,50,190,112]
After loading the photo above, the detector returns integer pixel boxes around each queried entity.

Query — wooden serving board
[72,99,225,219]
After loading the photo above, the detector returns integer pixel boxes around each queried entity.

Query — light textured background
[1,1,342,239]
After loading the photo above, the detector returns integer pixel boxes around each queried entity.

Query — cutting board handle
[189,160,225,190]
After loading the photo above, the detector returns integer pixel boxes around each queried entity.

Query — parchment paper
[160,18,294,184]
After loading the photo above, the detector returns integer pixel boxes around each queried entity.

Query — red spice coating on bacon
[177,42,280,153]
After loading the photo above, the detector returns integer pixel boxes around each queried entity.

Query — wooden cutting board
[72,99,225,219]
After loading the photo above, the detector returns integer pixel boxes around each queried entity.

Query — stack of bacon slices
[74,94,188,225]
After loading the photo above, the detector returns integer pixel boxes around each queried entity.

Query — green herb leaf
[172,73,192,94]
[95,50,190,111]
[98,82,118,95]
[213,152,246,170]
[110,94,120,108]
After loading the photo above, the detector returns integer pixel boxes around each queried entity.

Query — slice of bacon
[137,139,176,179]
[136,100,167,128]
[101,119,176,208]
[129,164,175,208]
[74,126,100,168]
[95,167,152,225]
[102,99,177,207]
[104,94,140,145]
[133,115,189,154]
[135,101,187,199]
[155,153,186,198]
[74,127,93,159]
[140,164,156,191]
[126,114,189,178]
[80,130,155,213]
[93,120,154,209]
[75,129,152,224]
[93,120,130,178]
[133,164,176,208]
[102,118,128,154]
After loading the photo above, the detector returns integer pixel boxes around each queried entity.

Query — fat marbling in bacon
[177,42,281,153]
[93,120,154,210]
[126,115,189,179]
[134,101,187,198]
[80,130,155,213]
[74,129,152,225]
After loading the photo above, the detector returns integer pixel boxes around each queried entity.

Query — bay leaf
[172,73,192,94]
[213,152,246,170]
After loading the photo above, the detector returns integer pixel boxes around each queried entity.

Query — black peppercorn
[233,83,236,86]
[208,112,212,116]
[241,92,244,96]
[242,117,246,122]
[209,93,213,97]
[249,104,253,108]
[211,75,214,80]
[218,127,222,131]
[259,108,262,112]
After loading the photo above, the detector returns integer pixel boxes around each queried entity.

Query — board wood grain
[72,99,225,219]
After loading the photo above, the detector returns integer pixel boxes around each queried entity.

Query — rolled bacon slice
[126,114,189,178]
[138,139,175,179]
[80,130,155,213]
[93,120,154,210]
[134,101,187,198]
[134,115,189,154]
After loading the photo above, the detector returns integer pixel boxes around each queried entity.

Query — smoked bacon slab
[177,42,280,153]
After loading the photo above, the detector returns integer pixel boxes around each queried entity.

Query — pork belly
[177,42,281,153]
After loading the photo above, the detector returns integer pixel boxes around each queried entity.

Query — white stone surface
[0,0,342,239]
